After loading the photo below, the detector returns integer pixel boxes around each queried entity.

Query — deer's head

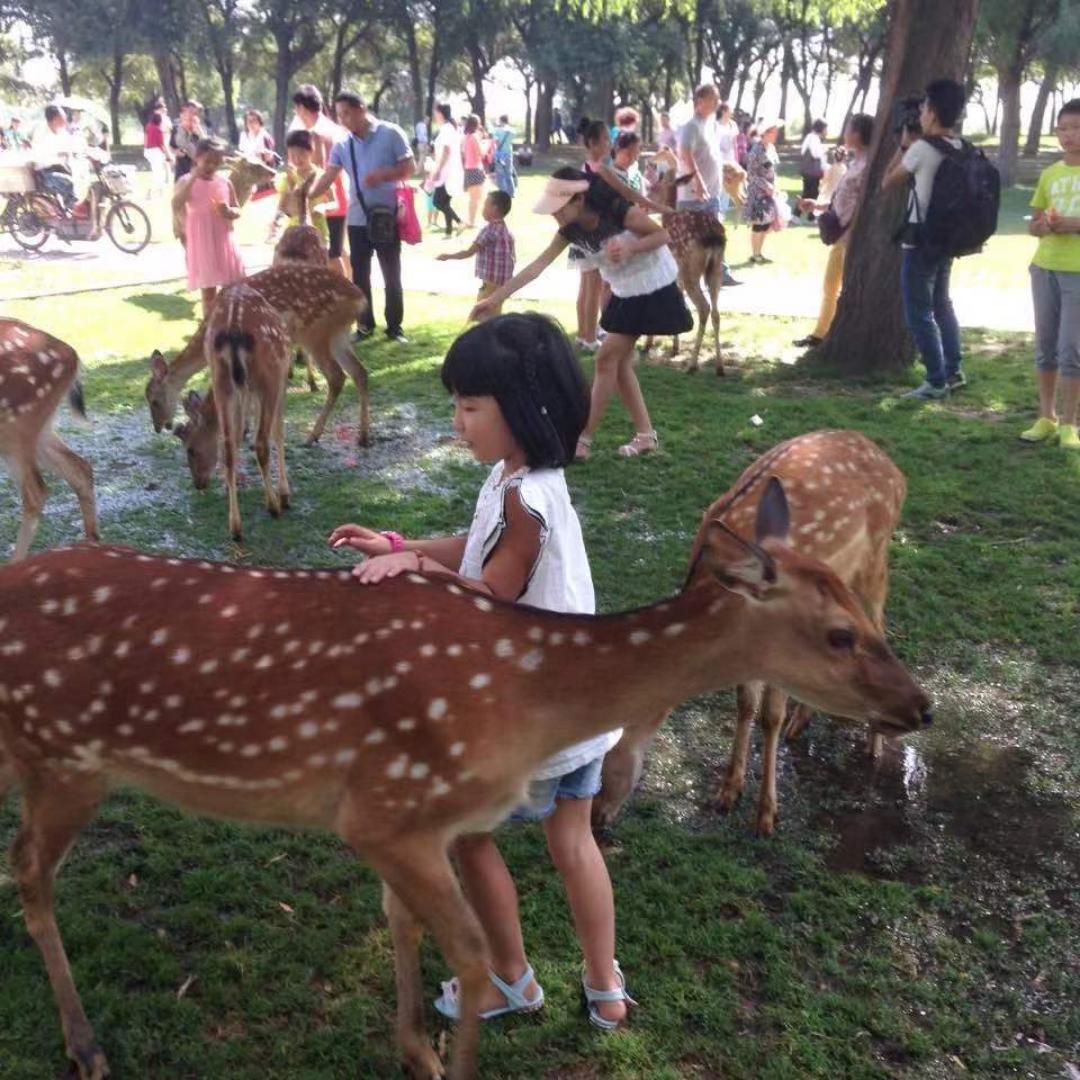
[224,156,277,207]
[646,170,695,209]
[697,479,931,736]
[145,350,176,433]
[173,389,218,490]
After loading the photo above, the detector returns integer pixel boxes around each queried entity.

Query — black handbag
[817,204,847,245]
[348,137,398,245]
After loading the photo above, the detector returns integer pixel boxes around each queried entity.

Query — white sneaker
[901,381,948,400]
[575,337,601,353]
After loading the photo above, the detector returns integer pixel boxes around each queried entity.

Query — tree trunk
[778,54,791,144]
[58,50,72,96]
[220,64,238,146]
[1024,64,1057,157]
[330,23,348,103]
[403,20,424,125]
[108,46,124,146]
[997,64,1022,187]
[176,52,188,103]
[535,80,555,150]
[272,33,292,153]
[733,70,747,113]
[805,0,979,376]
[152,49,181,117]
[664,68,673,111]
[990,85,1000,135]
[467,43,487,126]
[523,77,533,144]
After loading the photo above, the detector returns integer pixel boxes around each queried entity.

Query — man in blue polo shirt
[311,90,415,343]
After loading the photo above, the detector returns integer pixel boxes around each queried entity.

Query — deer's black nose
[920,709,933,728]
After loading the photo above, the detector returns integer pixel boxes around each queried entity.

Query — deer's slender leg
[680,260,710,372]
[329,332,370,448]
[39,431,98,543]
[273,398,290,509]
[341,803,486,1080]
[594,709,669,829]
[304,345,346,446]
[0,747,16,803]
[707,256,724,375]
[252,395,280,519]
[10,775,108,1080]
[10,456,46,562]
[785,703,814,741]
[716,681,762,812]
[755,686,788,836]
[220,395,243,540]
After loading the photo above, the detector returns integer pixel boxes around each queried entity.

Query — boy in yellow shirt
[267,129,332,244]
[1021,98,1080,448]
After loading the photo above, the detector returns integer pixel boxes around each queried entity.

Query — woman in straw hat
[472,168,692,459]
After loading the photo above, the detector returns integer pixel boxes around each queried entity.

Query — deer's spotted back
[0,319,77,426]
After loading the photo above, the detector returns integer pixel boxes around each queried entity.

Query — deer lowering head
[0,470,928,1079]
[173,283,292,541]
[223,155,276,207]
[273,173,328,268]
[146,268,368,447]
[0,319,98,561]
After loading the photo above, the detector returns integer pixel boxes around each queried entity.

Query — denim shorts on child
[507,754,605,824]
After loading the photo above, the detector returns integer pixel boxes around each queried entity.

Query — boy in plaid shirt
[437,190,515,318]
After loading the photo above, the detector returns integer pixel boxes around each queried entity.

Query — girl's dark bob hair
[441,314,589,469]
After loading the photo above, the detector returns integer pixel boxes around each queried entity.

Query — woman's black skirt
[601,280,693,336]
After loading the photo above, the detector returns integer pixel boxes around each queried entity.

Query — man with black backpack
[883,78,1000,399]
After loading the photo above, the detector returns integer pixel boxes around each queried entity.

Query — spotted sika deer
[595,430,912,837]
[645,171,727,374]
[273,172,328,269]
[146,266,369,446]
[173,284,292,541]
[0,319,98,562]
[0,464,931,1079]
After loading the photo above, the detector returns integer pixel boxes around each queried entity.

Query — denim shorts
[507,754,605,824]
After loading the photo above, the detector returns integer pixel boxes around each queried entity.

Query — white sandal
[582,960,637,1031]
[617,430,659,458]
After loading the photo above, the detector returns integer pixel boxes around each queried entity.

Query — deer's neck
[519,582,751,760]
[168,326,208,390]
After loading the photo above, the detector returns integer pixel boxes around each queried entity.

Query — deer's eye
[827,628,856,651]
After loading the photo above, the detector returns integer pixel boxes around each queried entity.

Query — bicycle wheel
[105,200,151,254]
[9,196,51,251]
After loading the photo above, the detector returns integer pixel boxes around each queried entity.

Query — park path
[0,230,1033,334]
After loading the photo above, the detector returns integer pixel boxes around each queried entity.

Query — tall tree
[195,0,245,144]
[805,0,980,375]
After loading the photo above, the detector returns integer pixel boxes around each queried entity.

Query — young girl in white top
[473,168,692,460]
[328,314,634,1030]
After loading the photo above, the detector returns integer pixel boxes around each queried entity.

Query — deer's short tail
[67,379,88,419]
[213,330,255,388]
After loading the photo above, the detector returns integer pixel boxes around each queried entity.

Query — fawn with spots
[0,468,931,1078]
[594,430,916,837]
[643,171,727,374]
[146,265,369,446]
[173,283,293,541]
[0,319,98,562]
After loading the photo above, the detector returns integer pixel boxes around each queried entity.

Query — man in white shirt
[678,83,741,286]
[882,78,968,399]
[795,119,828,222]
[31,105,76,207]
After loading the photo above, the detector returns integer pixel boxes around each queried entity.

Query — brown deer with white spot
[173,283,292,541]
[643,171,727,374]
[0,466,930,1079]
[594,430,909,837]
[146,265,369,446]
[0,319,98,562]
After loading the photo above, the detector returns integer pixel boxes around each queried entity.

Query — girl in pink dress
[172,138,246,317]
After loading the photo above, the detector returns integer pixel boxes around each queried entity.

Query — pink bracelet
[380,530,406,553]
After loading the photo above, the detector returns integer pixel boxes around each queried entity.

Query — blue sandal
[582,960,637,1031]
[434,965,545,1021]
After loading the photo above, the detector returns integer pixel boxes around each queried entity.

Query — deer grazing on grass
[146,265,369,446]
[0,319,98,562]
[173,283,292,541]
[594,430,910,837]
[644,172,727,374]
[0,461,931,1079]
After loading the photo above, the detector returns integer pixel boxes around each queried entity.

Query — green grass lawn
[0,285,1077,1079]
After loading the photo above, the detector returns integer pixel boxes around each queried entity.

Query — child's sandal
[434,965,545,1022]
[617,430,659,458]
[582,960,637,1032]
[575,436,593,461]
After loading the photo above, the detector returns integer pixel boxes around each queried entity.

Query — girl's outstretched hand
[470,296,496,321]
[352,552,418,584]
[328,524,393,555]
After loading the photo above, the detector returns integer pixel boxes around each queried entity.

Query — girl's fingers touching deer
[352,551,421,584]
[328,523,392,553]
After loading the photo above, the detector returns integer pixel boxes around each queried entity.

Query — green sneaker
[1059,423,1080,450]
[1019,417,1058,443]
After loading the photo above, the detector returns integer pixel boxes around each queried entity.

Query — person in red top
[143,110,173,199]
[436,190,515,319]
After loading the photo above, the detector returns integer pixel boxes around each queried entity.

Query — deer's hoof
[69,1044,110,1080]
[279,493,291,511]
[400,1043,445,1079]
[714,786,742,813]
[755,812,778,837]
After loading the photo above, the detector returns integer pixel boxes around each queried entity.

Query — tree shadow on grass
[125,291,197,322]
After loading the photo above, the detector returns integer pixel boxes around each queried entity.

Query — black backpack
[917,136,1000,258]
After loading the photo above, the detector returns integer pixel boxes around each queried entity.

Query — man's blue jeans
[901,247,962,387]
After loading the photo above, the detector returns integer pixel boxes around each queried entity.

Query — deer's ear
[703,521,783,602]
[182,389,202,418]
[150,350,168,378]
[754,477,790,546]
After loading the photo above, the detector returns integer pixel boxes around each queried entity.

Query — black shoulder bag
[348,136,398,245]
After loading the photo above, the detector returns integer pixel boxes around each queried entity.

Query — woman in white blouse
[431,103,465,236]
[238,109,275,165]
